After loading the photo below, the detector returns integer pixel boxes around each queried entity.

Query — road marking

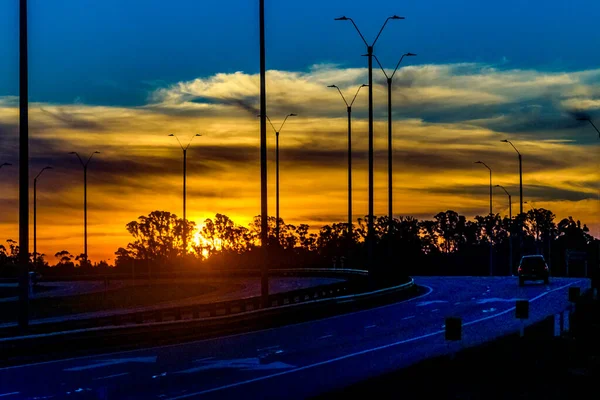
[318,334,334,339]
[64,356,157,371]
[174,358,296,374]
[454,302,461,305]
[401,315,415,320]
[0,285,434,372]
[477,298,520,304]
[0,393,20,398]
[482,308,497,313]
[431,309,439,312]
[93,372,130,380]
[365,325,377,329]
[416,300,448,307]
[164,280,582,400]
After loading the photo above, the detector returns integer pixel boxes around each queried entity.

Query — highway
[0,276,589,400]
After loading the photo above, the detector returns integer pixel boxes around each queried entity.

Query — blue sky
[1,0,599,106]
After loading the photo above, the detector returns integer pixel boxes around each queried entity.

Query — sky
[0,0,599,263]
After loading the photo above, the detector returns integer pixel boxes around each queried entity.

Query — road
[0,277,342,328]
[0,276,589,400]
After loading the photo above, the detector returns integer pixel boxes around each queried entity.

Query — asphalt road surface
[0,276,589,400]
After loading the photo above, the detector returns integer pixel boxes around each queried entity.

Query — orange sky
[0,63,599,263]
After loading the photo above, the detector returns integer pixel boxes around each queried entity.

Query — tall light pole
[259,0,268,307]
[374,52,416,267]
[327,84,367,240]
[500,140,523,215]
[259,114,296,243]
[577,116,600,138]
[496,184,512,275]
[70,151,99,266]
[335,14,404,280]
[33,166,52,267]
[475,161,493,215]
[19,0,29,331]
[373,53,416,228]
[475,160,493,276]
[169,134,201,256]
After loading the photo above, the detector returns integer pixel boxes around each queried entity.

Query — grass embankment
[0,283,217,323]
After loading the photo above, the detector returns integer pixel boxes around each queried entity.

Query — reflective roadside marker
[445,317,462,341]
[516,300,529,320]
[569,287,580,303]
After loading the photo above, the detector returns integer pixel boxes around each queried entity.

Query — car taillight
[518,267,522,272]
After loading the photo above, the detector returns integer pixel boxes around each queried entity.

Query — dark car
[518,255,549,286]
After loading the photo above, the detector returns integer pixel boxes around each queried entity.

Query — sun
[192,225,212,259]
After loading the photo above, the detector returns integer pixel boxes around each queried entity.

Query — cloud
[0,62,599,261]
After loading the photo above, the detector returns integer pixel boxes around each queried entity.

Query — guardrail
[0,269,411,338]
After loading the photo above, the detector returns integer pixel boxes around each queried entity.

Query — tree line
[0,208,597,279]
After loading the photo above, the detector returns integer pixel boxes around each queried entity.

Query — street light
[70,151,100,266]
[33,166,52,267]
[169,133,201,256]
[335,14,404,279]
[496,184,513,276]
[327,84,367,240]
[373,52,416,264]
[576,116,600,138]
[19,0,29,331]
[474,161,493,215]
[500,140,523,215]
[475,161,493,276]
[258,113,296,243]
[495,185,511,219]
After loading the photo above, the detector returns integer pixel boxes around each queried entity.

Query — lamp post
[496,184,512,275]
[335,14,404,280]
[500,140,523,215]
[33,166,52,267]
[70,151,100,266]
[475,161,493,276]
[374,52,416,266]
[475,161,493,215]
[576,116,600,138]
[327,84,367,240]
[169,133,201,256]
[373,53,416,228]
[259,0,268,307]
[18,0,29,331]
[258,114,296,243]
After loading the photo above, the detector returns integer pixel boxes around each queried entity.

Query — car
[518,255,550,286]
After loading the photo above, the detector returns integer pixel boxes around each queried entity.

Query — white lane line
[318,335,333,340]
[0,393,20,398]
[0,285,434,372]
[365,325,377,329]
[93,372,130,381]
[401,316,415,320]
[164,280,582,400]
[431,309,439,312]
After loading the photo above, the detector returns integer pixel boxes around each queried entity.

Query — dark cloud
[409,184,596,203]
[39,107,107,131]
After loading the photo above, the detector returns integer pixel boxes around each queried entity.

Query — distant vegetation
[0,208,597,279]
